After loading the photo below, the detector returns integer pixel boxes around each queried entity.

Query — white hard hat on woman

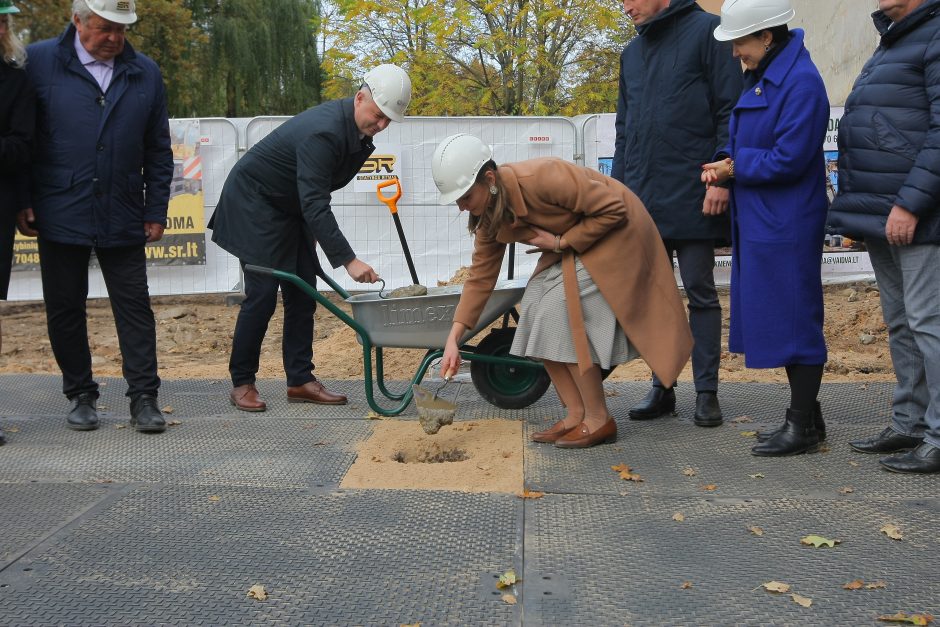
[713,0,794,41]
[362,64,412,123]
[431,133,493,204]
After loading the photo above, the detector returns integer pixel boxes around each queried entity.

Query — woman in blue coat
[701,0,829,456]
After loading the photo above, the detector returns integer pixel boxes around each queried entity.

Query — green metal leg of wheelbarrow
[243,266,544,417]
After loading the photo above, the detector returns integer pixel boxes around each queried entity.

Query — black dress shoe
[757,401,825,442]
[130,394,167,433]
[629,386,675,420]
[751,408,819,457]
[880,443,940,474]
[0,427,6,445]
[849,427,922,454]
[693,391,723,427]
[67,392,100,431]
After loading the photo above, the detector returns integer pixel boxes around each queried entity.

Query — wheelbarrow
[243,265,551,416]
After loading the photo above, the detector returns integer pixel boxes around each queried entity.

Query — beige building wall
[697,0,879,105]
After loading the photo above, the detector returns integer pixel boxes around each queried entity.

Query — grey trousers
[867,238,940,448]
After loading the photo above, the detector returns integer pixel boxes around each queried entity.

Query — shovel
[413,368,459,435]
[377,179,421,287]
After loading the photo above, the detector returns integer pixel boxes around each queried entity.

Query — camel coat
[453,158,693,387]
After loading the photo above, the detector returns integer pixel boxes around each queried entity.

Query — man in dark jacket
[19,0,173,434]
[829,0,940,474]
[613,0,742,427]
[209,64,411,412]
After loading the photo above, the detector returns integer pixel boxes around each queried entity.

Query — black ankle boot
[751,408,820,457]
[628,386,676,420]
[756,402,825,443]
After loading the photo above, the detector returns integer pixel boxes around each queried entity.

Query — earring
[490,185,498,195]
[765,45,770,51]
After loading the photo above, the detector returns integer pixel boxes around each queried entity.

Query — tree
[322,0,633,115]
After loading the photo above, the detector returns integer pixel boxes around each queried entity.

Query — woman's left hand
[526,226,558,251]
[701,158,733,185]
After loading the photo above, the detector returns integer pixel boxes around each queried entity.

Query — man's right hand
[344,258,379,283]
[16,208,38,237]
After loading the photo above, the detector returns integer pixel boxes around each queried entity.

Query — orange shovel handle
[376,179,402,214]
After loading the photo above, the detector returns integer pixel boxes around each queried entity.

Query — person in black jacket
[829,0,940,474]
[208,64,411,412]
[613,0,742,427]
[0,0,34,446]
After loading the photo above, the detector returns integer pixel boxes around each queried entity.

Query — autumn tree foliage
[321,0,634,115]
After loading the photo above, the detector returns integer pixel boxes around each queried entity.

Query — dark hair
[754,24,790,46]
[467,159,517,238]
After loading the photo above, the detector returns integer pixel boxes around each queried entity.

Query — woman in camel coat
[432,134,692,448]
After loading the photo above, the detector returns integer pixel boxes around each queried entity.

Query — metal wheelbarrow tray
[244,265,551,416]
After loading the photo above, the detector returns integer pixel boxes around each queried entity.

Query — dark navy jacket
[26,25,173,247]
[208,98,374,272]
[828,0,940,244]
[612,0,742,240]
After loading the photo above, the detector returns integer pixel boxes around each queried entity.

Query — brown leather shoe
[287,379,348,405]
[230,384,266,412]
[554,418,617,449]
[531,419,580,443]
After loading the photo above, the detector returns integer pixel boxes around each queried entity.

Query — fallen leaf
[365,411,384,420]
[162,406,174,414]
[682,467,697,477]
[848,460,860,467]
[880,523,903,540]
[496,569,519,589]
[313,441,328,446]
[680,581,693,589]
[167,420,182,426]
[844,579,864,590]
[208,495,221,502]
[611,463,644,482]
[740,431,758,437]
[800,534,841,548]
[400,624,421,627]
[731,415,753,423]
[700,484,718,491]
[876,612,934,625]
[672,512,685,522]
[749,526,764,536]
[5,426,19,433]
[115,424,127,429]
[839,486,855,494]
[762,581,791,593]
[247,584,267,601]
[520,489,545,499]
[818,443,831,453]
[866,581,887,590]
[748,473,765,479]
[501,593,517,605]
[791,593,813,608]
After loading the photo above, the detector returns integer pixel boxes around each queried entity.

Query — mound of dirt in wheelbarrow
[341,419,524,494]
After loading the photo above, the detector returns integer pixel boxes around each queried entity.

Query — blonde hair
[1,13,26,68]
[467,162,516,239]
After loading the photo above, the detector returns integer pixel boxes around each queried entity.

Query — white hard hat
[84,0,138,24]
[431,134,493,205]
[362,64,412,123]
[713,0,794,41]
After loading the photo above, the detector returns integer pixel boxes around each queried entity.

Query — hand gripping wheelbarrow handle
[377,179,420,286]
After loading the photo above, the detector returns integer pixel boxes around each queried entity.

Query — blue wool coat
[725,30,829,368]
[26,25,173,247]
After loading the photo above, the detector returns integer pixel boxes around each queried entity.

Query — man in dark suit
[209,64,411,411]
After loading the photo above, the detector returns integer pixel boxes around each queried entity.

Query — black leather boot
[751,408,820,457]
[757,401,825,442]
[67,392,100,431]
[0,426,5,445]
[130,394,167,433]
[693,391,723,427]
[628,386,676,420]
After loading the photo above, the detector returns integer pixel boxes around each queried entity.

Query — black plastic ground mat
[0,485,522,626]
[522,494,939,626]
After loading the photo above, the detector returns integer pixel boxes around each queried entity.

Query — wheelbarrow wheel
[470,328,551,410]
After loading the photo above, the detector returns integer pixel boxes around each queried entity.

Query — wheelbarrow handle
[244,264,275,277]
[376,179,402,213]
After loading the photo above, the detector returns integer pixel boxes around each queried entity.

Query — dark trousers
[653,239,721,393]
[229,243,320,388]
[37,238,160,400]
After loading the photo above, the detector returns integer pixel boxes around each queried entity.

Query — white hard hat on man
[363,64,411,123]
[82,0,138,25]
[713,0,794,41]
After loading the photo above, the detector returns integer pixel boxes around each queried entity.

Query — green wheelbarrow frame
[244,265,549,417]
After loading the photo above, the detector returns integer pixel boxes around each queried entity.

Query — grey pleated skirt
[510,257,638,369]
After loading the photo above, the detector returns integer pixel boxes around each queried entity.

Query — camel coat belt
[452,158,693,387]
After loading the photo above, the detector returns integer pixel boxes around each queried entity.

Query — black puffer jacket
[828,0,940,243]
[611,0,742,240]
